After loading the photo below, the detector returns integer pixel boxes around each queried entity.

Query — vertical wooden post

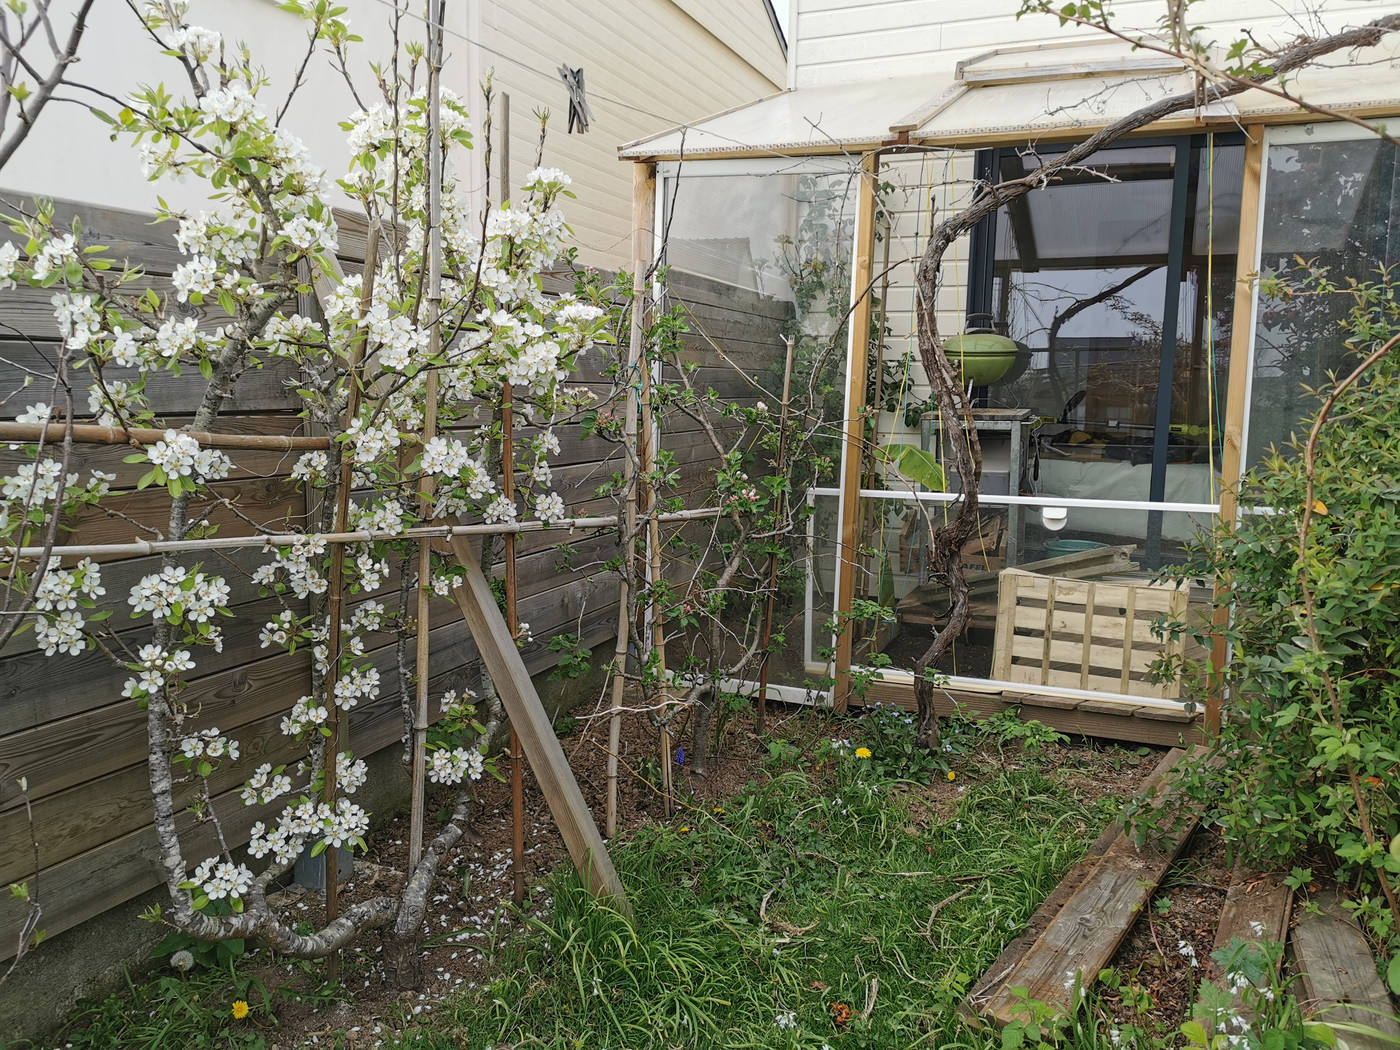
[606,161,655,837]
[408,368,438,870]
[755,336,796,733]
[498,90,527,906]
[832,153,880,712]
[409,0,446,873]
[1207,125,1265,737]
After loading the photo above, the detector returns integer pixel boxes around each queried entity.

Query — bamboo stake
[0,422,331,450]
[606,162,655,838]
[0,508,726,561]
[499,91,528,906]
[409,0,445,875]
[321,218,381,963]
[755,336,797,734]
[408,368,438,869]
[637,292,671,816]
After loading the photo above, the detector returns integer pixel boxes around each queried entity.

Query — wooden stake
[408,372,438,871]
[0,421,329,450]
[637,289,670,816]
[497,90,527,906]
[832,154,880,712]
[755,336,797,733]
[606,161,655,838]
[408,1,446,873]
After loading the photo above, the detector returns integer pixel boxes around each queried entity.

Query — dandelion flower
[947,770,957,781]
[170,949,195,972]
[854,746,872,759]
[231,999,250,1020]
[678,825,691,833]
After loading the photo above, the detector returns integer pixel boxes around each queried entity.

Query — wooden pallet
[966,748,1197,1024]
[991,569,1190,700]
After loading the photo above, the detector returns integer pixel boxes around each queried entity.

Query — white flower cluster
[30,233,76,281]
[189,857,253,902]
[259,610,298,649]
[332,665,380,711]
[86,380,141,427]
[427,746,486,785]
[35,611,85,656]
[0,241,19,289]
[175,205,260,265]
[438,687,476,716]
[253,536,328,599]
[345,415,402,466]
[353,550,389,591]
[280,696,330,737]
[199,80,258,125]
[178,728,240,763]
[146,430,233,482]
[240,763,292,806]
[352,498,405,535]
[349,600,385,633]
[535,491,566,524]
[168,23,221,62]
[420,436,473,476]
[290,450,328,483]
[337,751,368,794]
[361,302,429,372]
[128,567,230,622]
[122,642,196,698]
[171,255,216,301]
[281,213,338,254]
[3,458,77,504]
[153,316,200,361]
[51,292,102,350]
[34,559,104,612]
[483,494,517,524]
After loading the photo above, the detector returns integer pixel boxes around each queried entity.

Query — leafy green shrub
[1134,272,1400,951]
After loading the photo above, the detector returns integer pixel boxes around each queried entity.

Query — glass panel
[660,162,858,695]
[1247,133,1400,465]
[977,138,1239,507]
[852,494,1217,701]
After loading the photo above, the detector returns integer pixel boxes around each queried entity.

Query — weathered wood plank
[1204,866,1292,1019]
[968,747,1196,1024]
[448,536,629,915]
[1292,887,1400,1050]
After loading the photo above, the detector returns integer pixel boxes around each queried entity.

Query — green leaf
[1388,953,1400,994]
[881,444,946,491]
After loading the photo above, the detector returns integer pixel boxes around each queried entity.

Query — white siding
[481,0,784,270]
[794,0,1399,87]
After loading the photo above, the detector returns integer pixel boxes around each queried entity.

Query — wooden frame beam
[1207,124,1266,736]
[832,153,880,712]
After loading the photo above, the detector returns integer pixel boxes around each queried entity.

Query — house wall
[792,0,1397,88]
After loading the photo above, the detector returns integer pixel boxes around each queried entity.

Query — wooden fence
[0,199,793,958]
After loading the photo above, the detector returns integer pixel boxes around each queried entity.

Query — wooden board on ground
[860,679,1203,749]
[1206,866,1292,1019]
[448,536,631,918]
[967,747,1196,1025]
[1291,887,1400,1050]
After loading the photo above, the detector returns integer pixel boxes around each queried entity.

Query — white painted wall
[793,0,1400,87]
[0,0,786,272]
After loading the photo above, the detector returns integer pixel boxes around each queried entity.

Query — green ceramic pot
[943,330,1019,386]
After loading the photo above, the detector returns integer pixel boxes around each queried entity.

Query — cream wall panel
[673,0,788,86]
[794,0,1400,87]
[483,0,782,270]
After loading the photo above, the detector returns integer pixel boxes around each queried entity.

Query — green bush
[1135,270,1400,951]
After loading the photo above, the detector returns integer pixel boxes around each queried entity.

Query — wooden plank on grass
[969,747,1195,1025]
[448,536,631,917]
[1291,887,1400,1050]
[1205,866,1291,1020]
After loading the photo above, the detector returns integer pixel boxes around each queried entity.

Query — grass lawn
[390,709,1131,1049]
[17,707,1325,1050]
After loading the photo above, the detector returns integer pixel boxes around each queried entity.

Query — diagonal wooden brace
[447,535,632,919]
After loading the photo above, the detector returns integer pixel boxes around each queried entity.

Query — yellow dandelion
[946,770,957,782]
[231,1000,250,1020]
[712,806,725,814]
[679,825,691,833]
[854,747,872,759]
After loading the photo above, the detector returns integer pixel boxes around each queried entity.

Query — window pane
[1248,134,1400,465]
